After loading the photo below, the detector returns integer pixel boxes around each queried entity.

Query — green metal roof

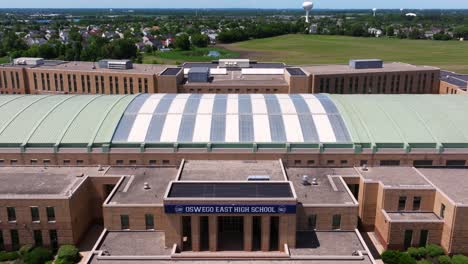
[0,95,137,148]
[0,94,467,152]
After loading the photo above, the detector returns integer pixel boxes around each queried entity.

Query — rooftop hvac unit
[98,60,133,70]
[349,59,383,69]
[219,59,250,68]
[247,175,271,181]
[13,57,44,66]
[188,67,210,83]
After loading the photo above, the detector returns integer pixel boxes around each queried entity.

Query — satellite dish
[302,1,314,23]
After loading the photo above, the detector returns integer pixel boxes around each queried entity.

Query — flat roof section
[357,167,433,189]
[167,182,294,198]
[417,168,468,205]
[161,67,182,76]
[180,160,285,181]
[287,168,357,205]
[303,62,438,75]
[286,68,307,76]
[106,167,179,204]
[0,166,105,198]
[440,70,468,89]
[386,212,442,222]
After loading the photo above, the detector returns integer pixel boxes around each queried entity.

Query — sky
[1,0,468,9]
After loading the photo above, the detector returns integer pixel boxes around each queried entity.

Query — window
[380,160,400,166]
[398,196,407,211]
[7,207,16,222]
[440,204,446,219]
[307,160,315,166]
[419,230,429,247]
[0,230,3,251]
[162,160,170,165]
[116,160,124,165]
[149,160,157,165]
[129,160,137,165]
[332,214,341,230]
[294,160,301,166]
[49,230,58,250]
[76,160,84,165]
[121,215,130,230]
[63,160,71,165]
[31,207,40,222]
[33,230,43,246]
[10,230,19,251]
[0,159,4,166]
[10,159,17,165]
[307,215,317,230]
[413,197,422,211]
[360,160,368,166]
[340,160,348,165]
[404,230,413,250]
[46,207,56,222]
[413,160,433,167]
[145,214,155,230]
[43,159,50,165]
[30,159,38,165]
[446,160,465,166]
[327,160,335,165]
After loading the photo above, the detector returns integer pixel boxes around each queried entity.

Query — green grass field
[143,47,239,65]
[0,57,9,64]
[229,34,468,73]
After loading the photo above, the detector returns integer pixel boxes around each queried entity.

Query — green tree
[174,34,191,50]
[439,255,453,264]
[452,255,468,264]
[382,250,403,264]
[399,253,417,264]
[191,34,210,48]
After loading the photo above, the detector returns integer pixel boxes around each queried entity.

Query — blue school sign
[164,204,296,214]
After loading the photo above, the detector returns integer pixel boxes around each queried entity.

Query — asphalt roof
[0,94,468,151]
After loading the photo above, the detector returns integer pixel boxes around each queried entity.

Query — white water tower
[303,1,314,23]
[372,8,377,17]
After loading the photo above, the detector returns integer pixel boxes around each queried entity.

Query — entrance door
[419,230,428,247]
[252,216,262,251]
[182,216,192,251]
[269,216,279,251]
[404,230,413,250]
[200,216,209,251]
[218,216,244,251]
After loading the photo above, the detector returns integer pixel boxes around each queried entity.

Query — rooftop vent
[247,175,271,181]
[98,59,133,70]
[143,182,151,190]
[361,164,369,171]
[76,173,84,178]
[219,59,250,68]
[98,164,104,171]
[302,175,310,186]
[311,178,318,186]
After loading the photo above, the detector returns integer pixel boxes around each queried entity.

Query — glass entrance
[218,216,244,251]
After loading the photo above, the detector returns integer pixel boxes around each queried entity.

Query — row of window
[317,73,435,94]
[120,214,155,230]
[398,196,422,211]
[0,229,58,251]
[306,214,342,230]
[32,72,150,94]
[0,71,21,90]
[182,88,281,94]
[3,207,55,223]
[403,229,429,249]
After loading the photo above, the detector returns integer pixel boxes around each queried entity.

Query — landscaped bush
[452,255,468,264]
[408,247,428,259]
[0,251,19,261]
[439,255,453,264]
[426,244,445,257]
[399,253,417,264]
[416,260,432,264]
[382,250,403,264]
[57,245,80,263]
[55,258,75,264]
[18,244,34,256]
[23,247,53,264]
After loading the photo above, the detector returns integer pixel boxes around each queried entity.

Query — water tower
[303,1,314,23]
[372,8,377,17]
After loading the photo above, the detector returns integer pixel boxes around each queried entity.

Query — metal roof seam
[87,94,136,147]
[21,95,78,147]
[332,95,374,144]
[429,97,468,143]
[374,100,408,145]
[54,95,104,147]
[403,98,444,146]
[0,95,52,137]
[0,95,27,110]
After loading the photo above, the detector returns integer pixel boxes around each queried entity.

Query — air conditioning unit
[247,175,271,181]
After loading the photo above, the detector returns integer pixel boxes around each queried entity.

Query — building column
[278,216,289,252]
[191,216,200,252]
[244,216,253,251]
[261,216,270,252]
[209,216,218,251]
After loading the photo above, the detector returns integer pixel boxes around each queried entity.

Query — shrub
[55,259,75,264]
[0,251,19,261]
[439,255,453,264]
[19,244,34,256]
[57,245,80,263]
[382,250,403,264]
[452,255,468,264]
[22,247,53,264]
[399,253,417,264]
[426,244,445,257]
[416,260,432,264]
[408,247,427,259]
